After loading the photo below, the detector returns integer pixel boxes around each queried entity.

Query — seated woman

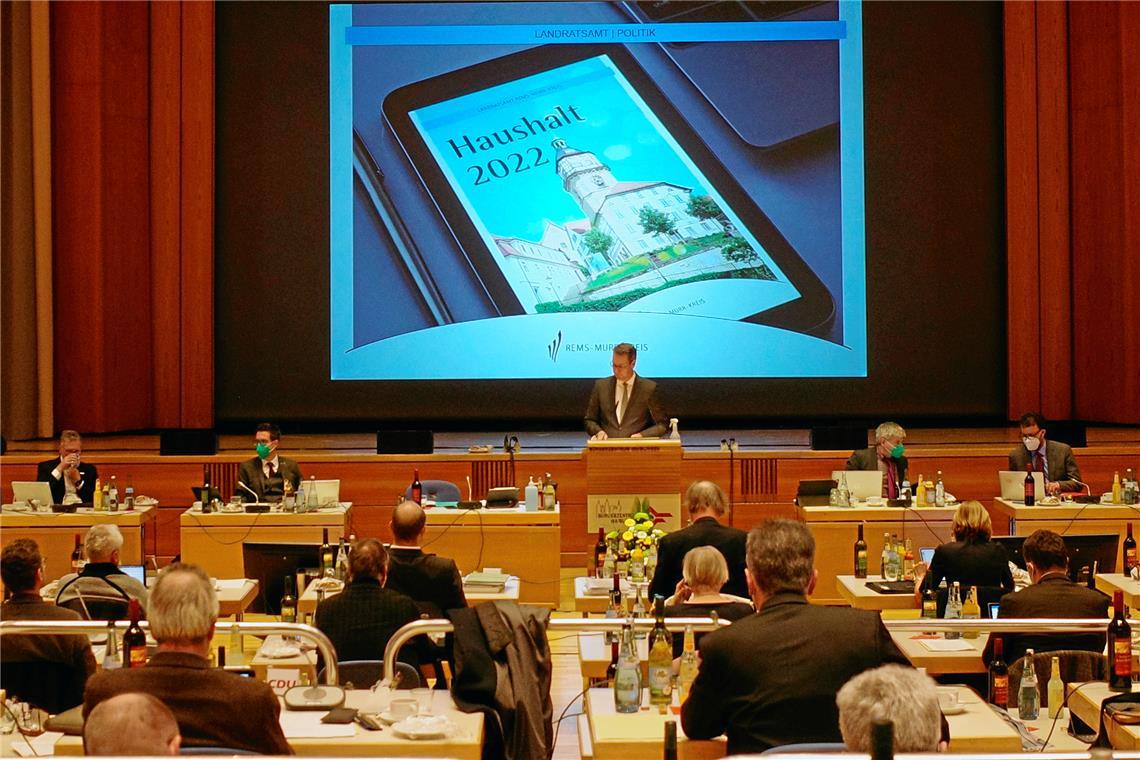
[915,500,1014,609]
[663,546,754,657]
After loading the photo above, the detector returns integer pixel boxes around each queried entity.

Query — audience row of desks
[0,504,560,606]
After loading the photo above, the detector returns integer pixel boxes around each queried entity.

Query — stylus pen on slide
[353,128,453,326]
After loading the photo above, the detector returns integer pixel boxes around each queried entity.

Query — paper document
[10,731,63,756]
[279,710,356,738]
[920,639,975,652]
[215,578,251,590]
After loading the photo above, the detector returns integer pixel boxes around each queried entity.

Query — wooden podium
[585,439,684,534]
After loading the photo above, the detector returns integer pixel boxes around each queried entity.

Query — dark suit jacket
[1,595,97,711]
[36,459,98,504]
[237,455,303,501]
[385,547,467,617]
[648,517,748,600]
[1008,440,1083,492]
[83,650,291,754]
[584,375,667,438]
[681,592,909,754]
[845,448,908,491]
[996,573,1110,663]
[923,538,1015,595]
[314,577,422,666]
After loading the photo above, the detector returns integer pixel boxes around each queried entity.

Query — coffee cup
[388,698,416,720]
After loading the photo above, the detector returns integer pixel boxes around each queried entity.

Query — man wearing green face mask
[845,421,908,499]
[237,422,303,502]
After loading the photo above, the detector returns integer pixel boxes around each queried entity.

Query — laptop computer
[832,470,883,501]
[119,565,146,585]
[998,470,1046,502]
[309,479,341,508]
[12,481,55,506]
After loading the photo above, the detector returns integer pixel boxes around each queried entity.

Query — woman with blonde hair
[916,500,1013,608]
[664,546,753,656]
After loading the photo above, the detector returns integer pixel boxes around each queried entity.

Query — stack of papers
[464,571,510,591]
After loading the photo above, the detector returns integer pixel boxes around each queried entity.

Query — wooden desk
[891,631,987,675]
[939,686,1022,753]
[1068,681,1140,749]
[420,506,560,606]
[585,687,724,759]
[216,579,259,619]
[50,688,482,758]
[250,641,318,685]
[179,506,350,578]
[797,504,955,605]
[297,576,520,617]
[0,506,156,582]
[1096,573,1140,608]
[993,499,1133,556]
[836,575,918,611]
[580,633,648,681]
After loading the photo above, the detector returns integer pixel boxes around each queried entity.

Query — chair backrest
[0,660,84,715]
[403,480,461,503]
[1006,649,1107,708]
[316,660,419,690]
[58,594,131,622]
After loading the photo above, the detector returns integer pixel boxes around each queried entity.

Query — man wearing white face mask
[236,422,303,502]
[846,421,908,499]
[1008,412,1082,495]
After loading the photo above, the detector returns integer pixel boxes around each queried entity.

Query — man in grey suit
[584,343,667,439]
[237,422,303,502]
[1008,412,1082,495]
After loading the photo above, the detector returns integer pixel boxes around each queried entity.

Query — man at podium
[584,343,667,440]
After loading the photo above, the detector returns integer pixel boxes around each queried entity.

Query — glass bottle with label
[678,626,698,703]
[1047,655,1064,719]
[614,624,642,714]
[961,585,980,638]
[647,597,673,708]
[988,637,1008,706]
[853,523,868,579]
[944,582,962,639]
[1109,589,1132,691]
[1018,649,1040,719]
[280,574,298,624]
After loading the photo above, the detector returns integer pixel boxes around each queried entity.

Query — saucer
[941,703,967,716]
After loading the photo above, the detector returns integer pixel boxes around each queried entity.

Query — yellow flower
[640,521,654,532]
[622,531,634,542]
[624,518,636,528]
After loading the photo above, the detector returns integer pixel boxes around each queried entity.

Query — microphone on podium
[236,481,260,501]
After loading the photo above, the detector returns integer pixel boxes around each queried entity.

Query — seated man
[84,693,182,756]
[55,524,148,617]
[584,342,668,440]
[846,421,908,498]
[237,422,303,502]
[837,664,943,753]
[36,429,97,504]
[996,529,1109,663]
[0,539,97,712]
[681,519,909,754]
[315,538,422,667]
[1008,412,1082,495]
[83,563,291,755]
[386,500,467,617]
[649,481,748,600]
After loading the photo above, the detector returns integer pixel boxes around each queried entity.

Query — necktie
[618,381,631,424]
[1034,453,1044,473]
[267,462,276,477]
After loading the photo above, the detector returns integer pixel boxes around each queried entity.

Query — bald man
[84,693,181,756]
[385,500,467,617]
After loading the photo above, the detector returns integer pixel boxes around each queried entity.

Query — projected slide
[330,2,866,379]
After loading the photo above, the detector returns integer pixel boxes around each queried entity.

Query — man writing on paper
[1008,412,1082,495]
[584,343,667,440]
[37,430,97,504]
[237,422,303,502]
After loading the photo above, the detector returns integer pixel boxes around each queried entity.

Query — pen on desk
[352,128,453,326]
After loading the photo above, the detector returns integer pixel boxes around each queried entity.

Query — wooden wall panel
[1070,2,1140,423]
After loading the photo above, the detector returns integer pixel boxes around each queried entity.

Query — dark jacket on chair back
[385,547,467,617]
[450,602,552,760]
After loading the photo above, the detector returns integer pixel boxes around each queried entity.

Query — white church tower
[552,137,616,218]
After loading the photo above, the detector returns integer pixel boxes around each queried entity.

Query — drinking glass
[411,687,433,716]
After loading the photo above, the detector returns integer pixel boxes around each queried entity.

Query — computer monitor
[998,470,1046,502]
[119,565,146,585]
[241,542,321,614]
[919,547,935,566]
[11,481,55,506]
[992,533,1119,582]
[832,470,883,500]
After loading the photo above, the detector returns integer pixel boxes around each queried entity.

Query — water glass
[411,687,433,716]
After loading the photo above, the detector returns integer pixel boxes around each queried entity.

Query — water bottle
[944,582,962,639]
[524,476,539,512]
[614,624,642,713]
[1019,649,1040,720]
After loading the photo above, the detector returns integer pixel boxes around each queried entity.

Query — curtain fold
[1,0,54,440]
